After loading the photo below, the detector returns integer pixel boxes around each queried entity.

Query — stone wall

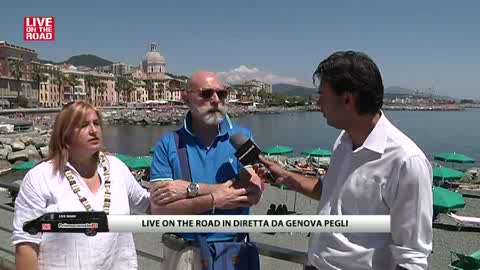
[0,129,50,172]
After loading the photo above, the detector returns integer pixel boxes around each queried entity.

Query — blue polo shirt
[150,112,253,241]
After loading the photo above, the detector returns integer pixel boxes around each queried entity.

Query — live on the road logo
[24,16,55,41]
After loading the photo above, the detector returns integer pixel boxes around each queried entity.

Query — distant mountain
[38,59,57,65]
[166,72,189,81]
[272,83,316,97]
[385,86,457,100]
[38,54,114,68]
[384,86,415,96]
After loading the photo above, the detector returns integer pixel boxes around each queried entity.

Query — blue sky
[1,0,479,98]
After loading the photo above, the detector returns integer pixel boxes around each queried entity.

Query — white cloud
[218,65,304,85]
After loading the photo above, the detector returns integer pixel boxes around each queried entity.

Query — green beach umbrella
[114,153,133,163]
[149,147,155,153]
[432,167,465,181]
[434,152,475,164]
[262,145,294,155]
[302,148,332,157]
[124,156,153,170]
[271,182,290,191]
[13,160,37,170]
[432,186,466,213]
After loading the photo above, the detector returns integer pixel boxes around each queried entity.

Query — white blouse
[12,155,150,270]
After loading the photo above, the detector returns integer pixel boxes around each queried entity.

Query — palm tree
[84,75,97,104]
[96,81,107,106]
[66,74,80,102]
[145,80,153,100]
[7,58,25,99]
[258,89,267,103]
[115,77,130,105]
[32,64,48,106]
[124,80,135,103]
[53,71,67,107]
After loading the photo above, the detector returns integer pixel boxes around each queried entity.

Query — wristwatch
[186,183,200,198]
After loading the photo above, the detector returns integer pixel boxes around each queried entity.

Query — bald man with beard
[149,71,263,270]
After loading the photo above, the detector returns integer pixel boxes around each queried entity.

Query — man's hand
[150,180,190,205]
[253,155,294,188]
[235,169,262,205]
[212,180,255,209]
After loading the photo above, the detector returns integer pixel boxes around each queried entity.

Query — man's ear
[181,91,189,105]
[343,93,356,111]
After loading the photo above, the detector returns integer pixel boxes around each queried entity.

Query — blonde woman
[12,101,150,270]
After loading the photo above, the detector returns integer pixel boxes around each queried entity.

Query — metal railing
[0,180,308,267]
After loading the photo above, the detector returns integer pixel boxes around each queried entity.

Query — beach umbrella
[262,145,294,156]
[149,147,155,154]
[432,186,466,213]
[124,156,153,170]
[271,182,290,191]
[432,167,465,181]
[301,148,332,157]
[434,152,475,164]
[114,153,133,163]
[13,160,37,170]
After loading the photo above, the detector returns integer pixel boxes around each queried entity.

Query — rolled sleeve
[150,135,174,182]
[388,155,433,269]
[11,171,48,246]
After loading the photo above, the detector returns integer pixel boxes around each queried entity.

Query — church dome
[143,43,165,64]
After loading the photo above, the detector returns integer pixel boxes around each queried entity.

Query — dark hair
[313,51,384,115]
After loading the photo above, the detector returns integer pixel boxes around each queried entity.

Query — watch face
[190,184,198,192]
[188,183,199,193]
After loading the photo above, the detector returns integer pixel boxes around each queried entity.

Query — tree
[258,89,268,103]
[53,71,67,106]
[7,58,25,99]
[84,74,99,104]
[16,95,29,108]
[115,77,132,104]
[66,74,80,102]
[144,80,153,100]
[32,64,48,106]
[96,81,107,106]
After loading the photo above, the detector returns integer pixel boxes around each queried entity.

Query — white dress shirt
[308,113,433,270]
[12,155,150,270]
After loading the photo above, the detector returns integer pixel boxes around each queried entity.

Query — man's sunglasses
[199,88,228,100]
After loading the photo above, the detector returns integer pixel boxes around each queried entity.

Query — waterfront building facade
[0,41,39,107]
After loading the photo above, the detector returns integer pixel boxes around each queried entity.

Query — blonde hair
[47,101,104,175]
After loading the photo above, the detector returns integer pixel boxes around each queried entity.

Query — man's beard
[195,105,227,126]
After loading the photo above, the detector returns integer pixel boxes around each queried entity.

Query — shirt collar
[361,112,388,154]
[340,111,388,154]
[183,111,233,137]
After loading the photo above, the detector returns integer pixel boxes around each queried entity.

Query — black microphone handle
[255,158,277,183]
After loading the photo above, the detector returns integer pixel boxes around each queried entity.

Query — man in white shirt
[254,51,433,270]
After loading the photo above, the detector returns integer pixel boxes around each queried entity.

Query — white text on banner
[107,215,390,233]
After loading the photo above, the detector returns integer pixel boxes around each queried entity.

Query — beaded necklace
[65,152,111,215]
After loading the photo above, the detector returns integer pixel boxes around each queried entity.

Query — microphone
[229,132,276,183]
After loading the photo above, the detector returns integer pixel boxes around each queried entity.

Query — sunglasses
[199,88,228,100]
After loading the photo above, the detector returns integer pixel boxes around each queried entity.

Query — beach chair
[447,213,480,231]
[449,249,480,270]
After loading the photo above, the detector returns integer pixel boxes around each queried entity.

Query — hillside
[272,83,316,97]
[38,54,114,68]
[384,86,415,96]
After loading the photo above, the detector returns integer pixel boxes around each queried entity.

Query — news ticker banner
[107,215,390,233]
